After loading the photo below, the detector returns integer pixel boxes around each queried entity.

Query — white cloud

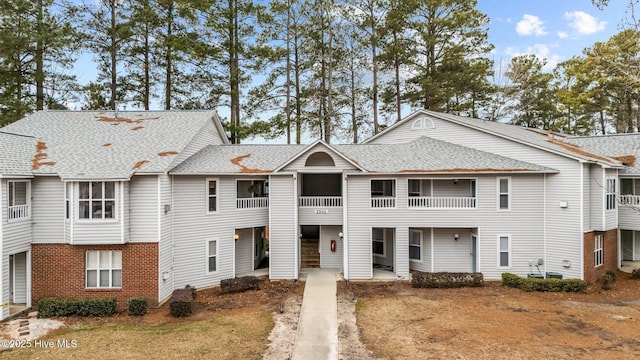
[516,15,547,36]
[564,11,607,35]
[557,31,569,39]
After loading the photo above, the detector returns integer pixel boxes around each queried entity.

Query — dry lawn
[1,280,304,360]
[348,271,640,359]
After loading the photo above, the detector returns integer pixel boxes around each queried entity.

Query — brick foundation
[31,243,158,310]
[583,230,618,283]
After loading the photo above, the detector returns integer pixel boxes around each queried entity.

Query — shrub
[37,297,117,318]
[185,285,197,299]
[412,272,484,288]
[170,289,193,318]
[501,273,523,288]
[128,297,148,316]
[632,268,640,279]
[220,276,260,294]
[605,270,617,283]
[601,273,614,290]
[501,273,586,293]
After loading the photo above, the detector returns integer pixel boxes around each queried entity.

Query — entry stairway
[301,240,320,268]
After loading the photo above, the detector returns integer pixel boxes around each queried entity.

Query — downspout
[580,163,586,280]
[0,181,4,319]
[430,228,435,273]
[268,175,272,280]
[293,173,299,279]
[543,173,547,275]
[157,176,162,303]
[342,172,348,279]
[170,175,175,291]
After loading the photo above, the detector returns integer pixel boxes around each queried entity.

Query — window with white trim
[498,235,510,268]
[371,180,396,208]
[372,228,385,256]
[409,230,422,261]
[79,182,115,219]
[65,182,70,220]
[86,250,122,288]
[207,179,218,213]
[606,178,616,210]
[497,178,510,210]
[207,239,218,272]
[8,180,30,221]
[594,234,603,267]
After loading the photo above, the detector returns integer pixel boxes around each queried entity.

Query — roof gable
[1,110,224,179]
[274,140,365,172]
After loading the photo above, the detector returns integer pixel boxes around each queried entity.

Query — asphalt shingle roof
[335,137,557,173]
[0,131,36,176]
[1,110,221,179]
[170,144,307,174]
[567,134,640,175]
[171,137,557,174]
[367,110,623,167]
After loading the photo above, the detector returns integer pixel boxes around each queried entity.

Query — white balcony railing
[620,194,640,206]
[408,196,477,209]
[8,204,30,221]
[236,197,269,209]
[371,197,396,208]
[299,196,342,207]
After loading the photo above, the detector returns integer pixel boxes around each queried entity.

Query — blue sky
[477,0,630,71]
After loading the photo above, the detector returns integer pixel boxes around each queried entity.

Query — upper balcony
[298,173,343,225]
[407,179,477,209]
[7,180,31,222]
[236,179,269,210]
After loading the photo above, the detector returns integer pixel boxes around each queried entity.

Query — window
[606,178,616,210]
[371,180,396,208]
[594,234,603,267]
[8,180,30,220]
[498,235,510,268]
[207,179,218,212]
[409,230,422,261]
[372,228,385,256]
[408,179,421,197]
[207,239,218,272]
[497,178,510,210]
[79,182,115,219]
[86,250,122,288]
[237,180,268,198]
[65,182,70,219]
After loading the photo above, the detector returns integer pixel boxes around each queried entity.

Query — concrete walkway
[292,268,338,360]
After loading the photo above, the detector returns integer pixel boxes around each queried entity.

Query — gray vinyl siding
[171,119,225,167]
[32,177,65,244]
[583,164,591,231]
[345,173,546,280]
[589,165,604,230]
[158,174,173,302]
[605,168,618,230]
[269,175,298,279]
[171,175,269,289]
[366,114,584,279]
[299,208,343,225]
[2,179,32,254]
[129,175,158,243]
[319,225,343,269]
[282,143,358,171]
[433,228,473,272]
[619,207,640,231]
[72,182,128,245]
[234,228,253,275]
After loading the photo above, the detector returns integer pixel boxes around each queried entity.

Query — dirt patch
[350,272,640,359]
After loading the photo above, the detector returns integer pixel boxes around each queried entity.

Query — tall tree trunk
[36,0,44,110]
[164,2,173,110]
[369,3,379,134]
[294,29,302,144]
[393,31,401,122]
[110,1,117,110]
[285,2,292,144]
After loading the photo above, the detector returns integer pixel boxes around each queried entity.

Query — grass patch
[5,308,273,360]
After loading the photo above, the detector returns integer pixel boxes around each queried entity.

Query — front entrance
[300,226,320,268]
[9,252,28,305]
[235,226,268,276]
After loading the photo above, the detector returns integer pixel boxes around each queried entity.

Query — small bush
[501,273,586,293]
[502,273,523,288]
[185,285,197,299]
[128,297,148,316]
[631,268,640,279]
[37,297,117,318]
[220,276,260,294]
[601,273,615,290]
[412,272,484,288]
[605,270,617,283]
[170,288,192,318]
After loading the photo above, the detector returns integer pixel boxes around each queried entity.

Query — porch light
[234,233,239,241]
[338,232,344,238]
[454,234,459,241]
